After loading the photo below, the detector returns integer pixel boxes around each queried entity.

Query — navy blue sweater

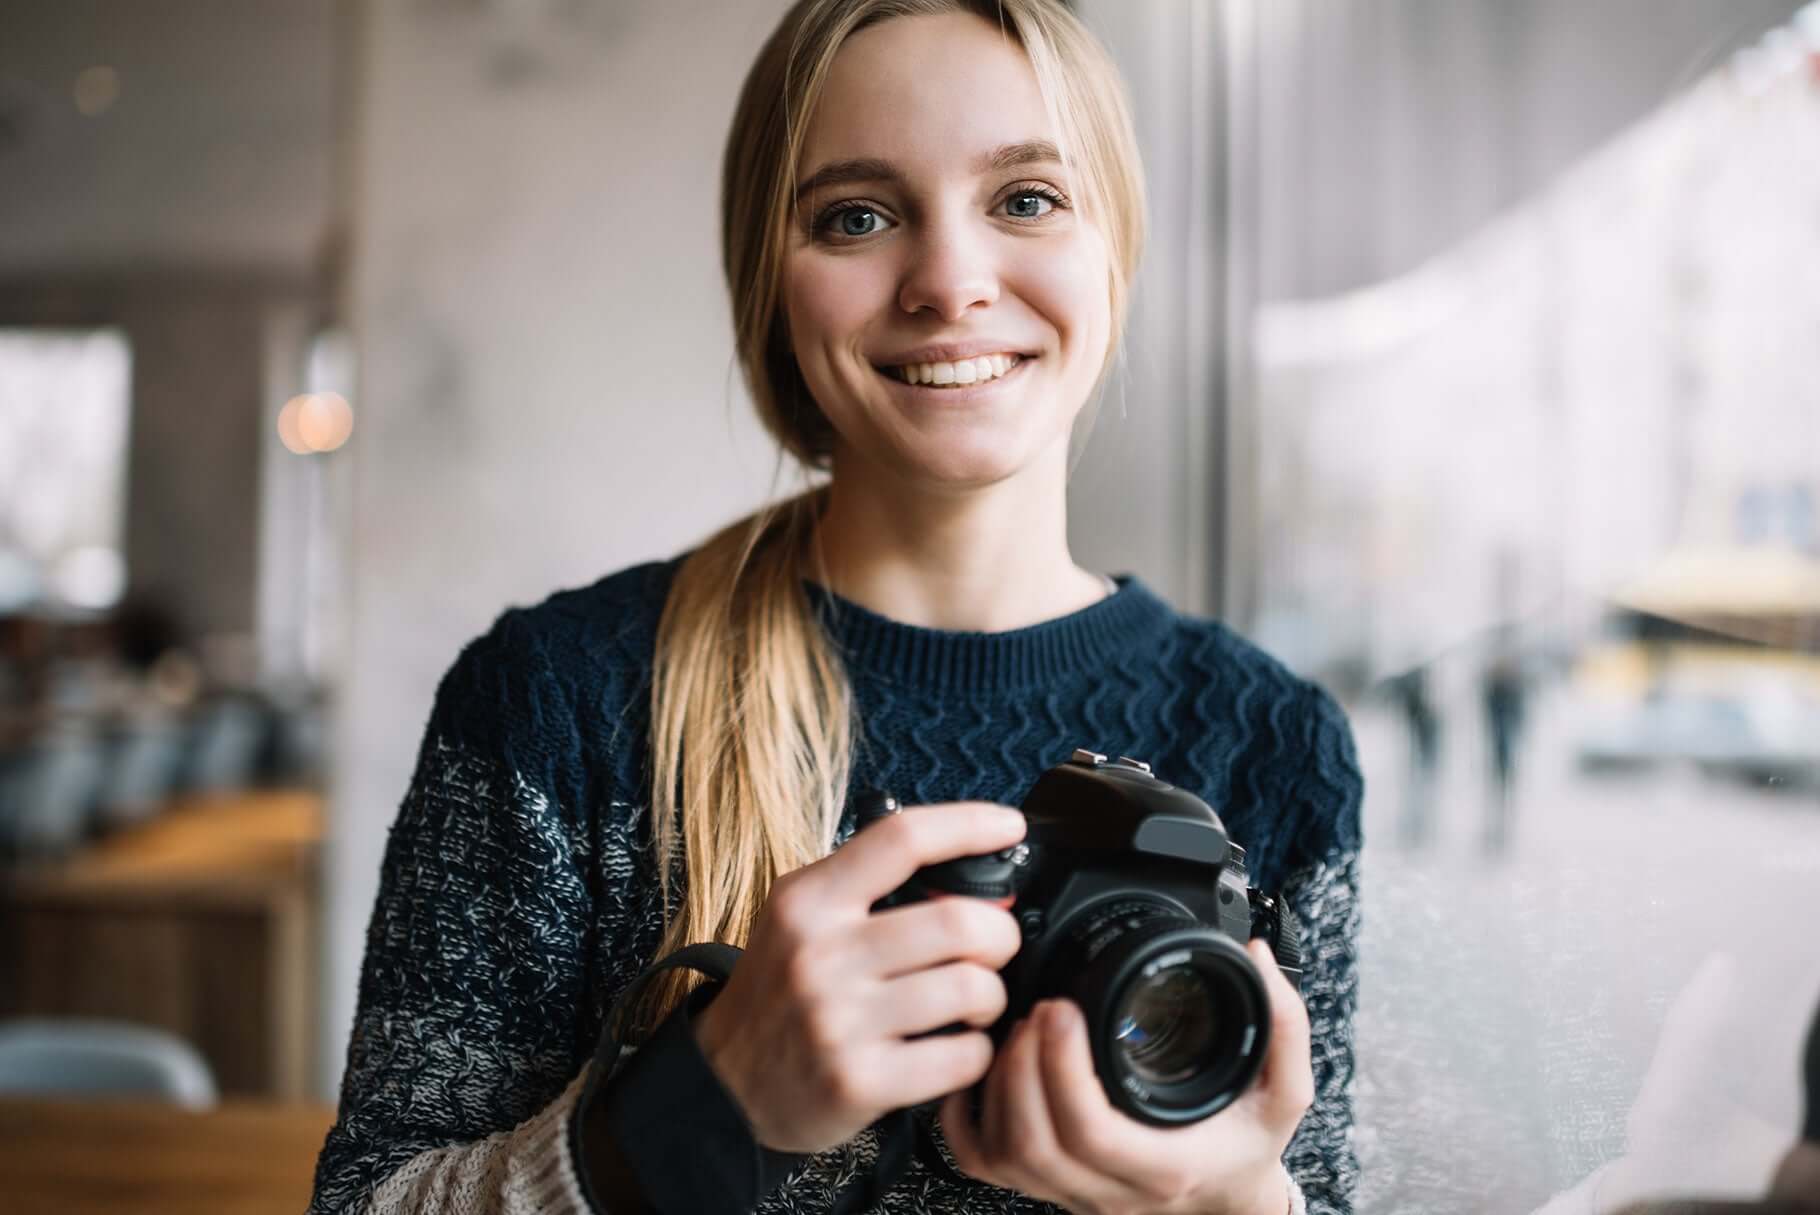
[310,558,1364,1214]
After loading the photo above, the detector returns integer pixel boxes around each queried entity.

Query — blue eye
[840,208,882,237]
[1006,191,1053,219]
[816,203,893,241]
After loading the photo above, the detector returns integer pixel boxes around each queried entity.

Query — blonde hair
[639,0,1146,1026]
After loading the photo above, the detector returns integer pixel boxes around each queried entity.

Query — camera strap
[597,941,933,1213]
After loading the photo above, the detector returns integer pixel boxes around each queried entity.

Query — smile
[879,353,1026,388]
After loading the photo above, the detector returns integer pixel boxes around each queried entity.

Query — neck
[807,441,1107,632]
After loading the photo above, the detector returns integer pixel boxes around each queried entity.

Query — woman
[308,2,1363,1213]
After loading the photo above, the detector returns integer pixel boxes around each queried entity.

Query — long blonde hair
[641,0,1147,1025]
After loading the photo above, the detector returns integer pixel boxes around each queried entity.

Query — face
[781,10,1113,491]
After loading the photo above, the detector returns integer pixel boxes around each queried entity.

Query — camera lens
[1115,966,1218,1086]
[1050,900,1271,1125]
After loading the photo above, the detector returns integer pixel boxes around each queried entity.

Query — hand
[692,801,1027,1154]
[939,938,1310,1215]
[1591,953,1795,1210]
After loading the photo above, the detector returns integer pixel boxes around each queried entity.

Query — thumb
[1248,937,1314,1127]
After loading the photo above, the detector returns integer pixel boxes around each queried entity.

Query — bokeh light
[72,66,120,117]
[278,391,354,454]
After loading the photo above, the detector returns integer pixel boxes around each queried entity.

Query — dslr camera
[861,748,1302,1126]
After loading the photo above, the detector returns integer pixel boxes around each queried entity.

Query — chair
[0,1018,218,1107]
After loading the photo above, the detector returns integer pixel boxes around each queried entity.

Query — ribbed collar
[802,575,1179,692]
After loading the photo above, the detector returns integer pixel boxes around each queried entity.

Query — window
[0,329,132,613]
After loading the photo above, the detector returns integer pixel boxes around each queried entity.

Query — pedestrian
[1388,667,1440,847]
[1484,648,1526,852]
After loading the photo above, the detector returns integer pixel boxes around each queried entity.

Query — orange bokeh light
[278,392,354,454]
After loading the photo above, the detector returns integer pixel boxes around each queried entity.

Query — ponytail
[638,487,852,1026]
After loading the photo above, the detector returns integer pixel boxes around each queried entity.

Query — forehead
[800,11,1055,173]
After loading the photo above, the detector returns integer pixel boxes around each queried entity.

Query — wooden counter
[0,1096,335,1214]
[0,790,323,1098]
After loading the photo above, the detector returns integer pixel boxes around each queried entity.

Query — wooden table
[0,790,323,1098]
[0,1096,335,1214]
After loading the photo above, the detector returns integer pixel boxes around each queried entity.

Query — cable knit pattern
[309,558,1365,1214]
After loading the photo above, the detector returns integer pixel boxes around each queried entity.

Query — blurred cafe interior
[1,1,1817,1212]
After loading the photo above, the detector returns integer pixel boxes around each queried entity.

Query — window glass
[0,329,132,613]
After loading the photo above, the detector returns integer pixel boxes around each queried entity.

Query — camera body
[863,749,1302,1126]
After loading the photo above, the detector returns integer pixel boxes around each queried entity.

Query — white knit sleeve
[362,1069,596,1214]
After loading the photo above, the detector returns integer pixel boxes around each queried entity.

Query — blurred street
[1350,682,1820,1213]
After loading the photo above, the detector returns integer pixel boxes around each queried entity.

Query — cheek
[1013,231,1112,364]
[784,256,891,365]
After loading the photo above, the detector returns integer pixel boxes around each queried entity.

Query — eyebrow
[792,139,1063,202]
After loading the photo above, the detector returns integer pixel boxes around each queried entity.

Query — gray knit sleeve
[306,735,601,1214]
[1265,679,1364,1215]
[308,612,607,1214]
[1281,849,1363,1215]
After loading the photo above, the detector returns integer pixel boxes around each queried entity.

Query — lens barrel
[1052,899,1271,1124]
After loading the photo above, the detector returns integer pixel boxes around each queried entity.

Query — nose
[896,216,999,321]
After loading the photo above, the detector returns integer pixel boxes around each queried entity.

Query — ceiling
[0,0,339,277]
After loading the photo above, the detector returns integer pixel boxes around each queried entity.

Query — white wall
[326,0,795,1094]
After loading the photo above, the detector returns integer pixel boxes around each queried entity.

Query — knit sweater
[308,558,1365,1215]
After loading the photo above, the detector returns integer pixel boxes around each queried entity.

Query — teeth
[894,354,1022,387]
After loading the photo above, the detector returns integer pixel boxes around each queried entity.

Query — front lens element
[1114,966,1218,1086]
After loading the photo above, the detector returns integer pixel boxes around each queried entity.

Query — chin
[888,428,1051,489]
[831,394,1076,489]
